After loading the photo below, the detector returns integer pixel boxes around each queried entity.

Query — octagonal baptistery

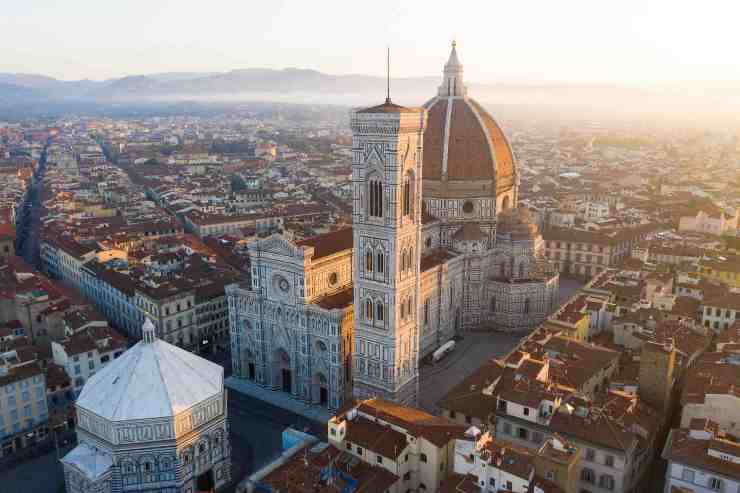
[61,319,230,493]
[422,41,517,245]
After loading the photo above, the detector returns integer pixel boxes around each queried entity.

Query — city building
[0,349,49,459]
[700,293,740,332]
[51,325,127,397]
[663,421,740,493]
[327,398,467,493]
[679,209,739,236]
[61,319,230,493]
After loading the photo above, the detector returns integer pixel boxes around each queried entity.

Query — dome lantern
[439,39,466,97]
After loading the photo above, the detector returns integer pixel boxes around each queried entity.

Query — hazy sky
[2,0,739,85]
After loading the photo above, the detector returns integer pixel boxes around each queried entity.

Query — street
[15,146,46,269]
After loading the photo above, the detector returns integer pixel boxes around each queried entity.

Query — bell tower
[350,98,427,405]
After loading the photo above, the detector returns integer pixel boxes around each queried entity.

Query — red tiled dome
[422,97,516,197]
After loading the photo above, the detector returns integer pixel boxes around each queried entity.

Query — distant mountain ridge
[0,68,738,114]
[0,68,440,101]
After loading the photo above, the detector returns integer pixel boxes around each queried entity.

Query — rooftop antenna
[386,45,391,104]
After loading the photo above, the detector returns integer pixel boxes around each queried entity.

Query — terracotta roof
[703,292,740,311]
[664,428,740,481]
[315,287,353,310]
[356,398,467,447]
[345,415,407,459]
[0,360,43,387]
[439,474,480,493]
[550,392,660,452]
[261,442,398,493]
[357,100,421,114]
[681,351,740,405]
[437,359,504,419]
[453,222,486,241]
[296,227,353,261]
[420,248,457,272]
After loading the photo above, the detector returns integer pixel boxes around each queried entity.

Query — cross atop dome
[439,39,466,97]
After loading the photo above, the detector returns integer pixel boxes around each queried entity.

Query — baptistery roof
[422,42,516,198]
[76,319,223,422]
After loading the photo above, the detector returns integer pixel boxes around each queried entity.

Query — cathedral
[226,42,559,410]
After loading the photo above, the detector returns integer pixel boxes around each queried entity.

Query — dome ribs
[422,99,447,180]
[446,100,495,180]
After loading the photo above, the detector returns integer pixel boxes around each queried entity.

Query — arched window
[403,179,411,216]
[500,263,505,278]
[519,263,525,278]
[524,298,530,314]
[369,180,383,217]
[365,300,373,321]
[490,296,496,312]
[377,252,384,274]
[406,298,413,318]
[366,250,373,272]
[400,299,406,319]
[424,299,430,325]
[376,303,384,322]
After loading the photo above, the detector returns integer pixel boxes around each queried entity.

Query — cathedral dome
[422,41,516,203]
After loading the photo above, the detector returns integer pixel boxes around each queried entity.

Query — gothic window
[366,300,373,321]
[400,299,406,319]
[406,298,413,318]
[500,263,505,278]
[377,252,384,274]
[403,179,411,216]
[408,247,413,271]
[524,298,530,314]
[376,303,384,322]
[424,299,430,325]
[519,263,525,278]
[369,180,383,217]
[490,296,496,312]
[366,250,373,272]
